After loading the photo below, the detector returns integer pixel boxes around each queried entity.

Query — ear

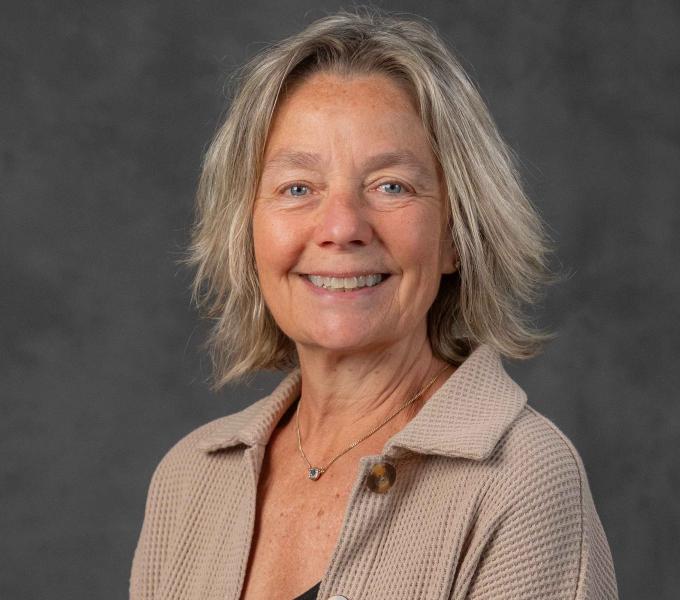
[439,200,459,275]
[441,241,459,275]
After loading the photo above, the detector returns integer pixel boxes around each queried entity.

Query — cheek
[252,210,304,281]
[390,212,443,270]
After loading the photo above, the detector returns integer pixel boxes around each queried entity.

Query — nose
[312,187,373,249]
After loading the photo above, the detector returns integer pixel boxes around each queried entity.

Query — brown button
[365,461,396,493]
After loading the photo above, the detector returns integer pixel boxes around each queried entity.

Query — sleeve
[129,454,180,600]
[464,437,619,599]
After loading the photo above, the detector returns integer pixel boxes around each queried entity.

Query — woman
[130,10,618,600]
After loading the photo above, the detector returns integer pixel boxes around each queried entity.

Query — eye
[283,183,309,197]
[377,182,406,194]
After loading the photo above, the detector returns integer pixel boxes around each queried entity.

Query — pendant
[308,467,323,480]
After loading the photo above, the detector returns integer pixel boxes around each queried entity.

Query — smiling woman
[253,71,456,358]
[129,8,618,600]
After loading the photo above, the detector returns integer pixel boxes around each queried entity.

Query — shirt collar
[197,343,527,461]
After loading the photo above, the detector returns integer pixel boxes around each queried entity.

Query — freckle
[316,507,324,517]
[335,493,340,498]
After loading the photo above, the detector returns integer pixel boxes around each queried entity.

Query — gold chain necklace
[295,364,449,480]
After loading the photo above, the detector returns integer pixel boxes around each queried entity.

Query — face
[252,71,457,356]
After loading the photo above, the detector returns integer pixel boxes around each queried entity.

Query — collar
[196,344,527,461]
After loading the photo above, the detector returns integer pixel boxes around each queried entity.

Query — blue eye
[287,184,308,196]
[379,182,404,194]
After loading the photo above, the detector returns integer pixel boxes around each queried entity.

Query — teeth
[307,273,384,291]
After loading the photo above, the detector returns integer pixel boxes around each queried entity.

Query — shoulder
[487,404,593,515]
[469,400,614,591]
[146,396,269,487]
[145,371,301,488]
[466,405,591,571]
[468,406,618,598]
[158,414,236,463]
[140,417,230,498]
[507,403,587,463]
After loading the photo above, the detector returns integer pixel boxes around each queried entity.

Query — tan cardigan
[129,344,618,599]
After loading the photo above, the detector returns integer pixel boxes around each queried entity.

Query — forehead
[263,71,433,165]
[280,70,419,112]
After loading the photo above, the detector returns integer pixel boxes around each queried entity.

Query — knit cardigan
[129,344,619,599]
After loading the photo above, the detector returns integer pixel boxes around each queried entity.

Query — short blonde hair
[182,8,558,389]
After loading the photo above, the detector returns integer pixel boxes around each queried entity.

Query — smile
[303,273,389,292]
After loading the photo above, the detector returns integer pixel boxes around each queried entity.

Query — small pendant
[308,467,323,480]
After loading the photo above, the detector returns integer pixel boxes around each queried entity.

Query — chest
[161,443,493,599]
[242,476,350,598]
[240,432,361,599]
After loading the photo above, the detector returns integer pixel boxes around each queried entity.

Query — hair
[181,7,559,390]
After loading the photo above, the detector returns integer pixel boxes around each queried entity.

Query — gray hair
[181,8,558,389]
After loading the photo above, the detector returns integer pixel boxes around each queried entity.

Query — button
[328,596,348,600]
[365,461,396,493]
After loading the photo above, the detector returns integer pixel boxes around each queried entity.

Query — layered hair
[182,8,558,389]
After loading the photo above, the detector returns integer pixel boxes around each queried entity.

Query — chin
[301,325,385,354]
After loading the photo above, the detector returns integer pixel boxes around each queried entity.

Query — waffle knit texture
[129,344,619,599]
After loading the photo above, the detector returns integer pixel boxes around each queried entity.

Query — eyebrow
[263,150,323,172]
[262,149,435,182]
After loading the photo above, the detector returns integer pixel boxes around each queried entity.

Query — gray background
[2,1,678,598]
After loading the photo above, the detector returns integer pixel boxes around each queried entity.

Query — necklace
[295,364,450,480]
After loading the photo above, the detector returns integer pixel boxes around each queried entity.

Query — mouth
[300,273,391,292]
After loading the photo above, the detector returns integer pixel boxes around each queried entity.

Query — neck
[292,329,453,460]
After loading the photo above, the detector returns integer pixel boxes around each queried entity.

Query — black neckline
[292,580,321,600]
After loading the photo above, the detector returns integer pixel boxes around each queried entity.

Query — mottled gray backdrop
[2,1,678,598]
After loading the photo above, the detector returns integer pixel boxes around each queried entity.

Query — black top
[292,581,321,599]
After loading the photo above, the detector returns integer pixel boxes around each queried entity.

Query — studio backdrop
[2,1,678,599]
